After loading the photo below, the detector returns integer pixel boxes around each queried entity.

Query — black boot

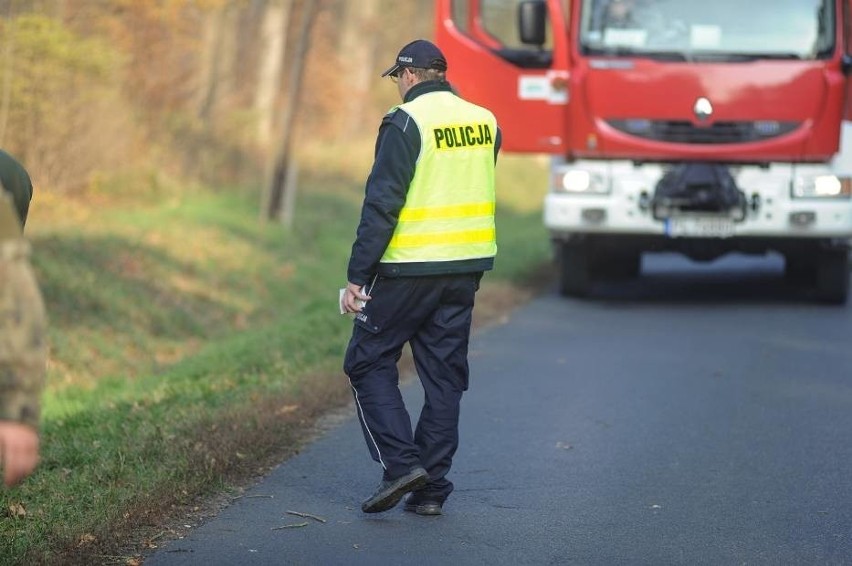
[361,467,429,513]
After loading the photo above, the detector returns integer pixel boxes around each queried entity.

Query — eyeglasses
[389,68,407,83]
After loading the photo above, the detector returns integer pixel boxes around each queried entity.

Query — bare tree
[337,0,379,139]
[0,4,13,145]
[254,0,290,148]
[262,0,319,224]
[197,3,231,125]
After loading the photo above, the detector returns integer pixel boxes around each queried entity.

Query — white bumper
[544,159,852,240]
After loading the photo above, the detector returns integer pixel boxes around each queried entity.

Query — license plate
[664,216,735,238]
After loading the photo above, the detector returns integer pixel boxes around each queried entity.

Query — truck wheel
[784,253,816,285]
[601,251,641,280]
[558,241,592,297]
[815,249,849,305]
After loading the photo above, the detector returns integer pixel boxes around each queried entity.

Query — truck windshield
[580,0,835,61]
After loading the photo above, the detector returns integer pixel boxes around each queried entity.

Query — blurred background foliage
[0,0,434,196]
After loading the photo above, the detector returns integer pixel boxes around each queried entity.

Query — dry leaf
[277,404,300,415]
[8,503,26,517]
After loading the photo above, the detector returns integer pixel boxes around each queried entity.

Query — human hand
[0,422,40,487]
[341,281,371,314]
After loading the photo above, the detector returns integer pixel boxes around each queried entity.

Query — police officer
[341,39,501,515]
[0,149,46,487]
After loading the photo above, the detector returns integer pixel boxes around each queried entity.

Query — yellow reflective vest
[380,91,498,265]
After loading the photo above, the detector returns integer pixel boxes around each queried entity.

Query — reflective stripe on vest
[381,91,498,264]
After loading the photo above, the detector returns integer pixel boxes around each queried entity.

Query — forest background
[1,0,441,203]
[0,0,550,564]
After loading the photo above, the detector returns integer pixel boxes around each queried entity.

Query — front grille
[606,119,800,144]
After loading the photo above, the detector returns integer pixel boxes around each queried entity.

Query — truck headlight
[792,175,852,198]
[552,169,610,194]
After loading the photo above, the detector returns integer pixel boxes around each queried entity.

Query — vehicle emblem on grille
[694,97,713,121]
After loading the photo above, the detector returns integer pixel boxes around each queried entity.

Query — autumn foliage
[0,0,434,194]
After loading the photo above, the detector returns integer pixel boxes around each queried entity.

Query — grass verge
[0,154,552,565]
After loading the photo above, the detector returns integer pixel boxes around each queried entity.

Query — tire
[557,241,592,297]
[784,253,817,285]
[598,251,641,280]
[815,249,850,305]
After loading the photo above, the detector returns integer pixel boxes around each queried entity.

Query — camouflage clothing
[0,191,46,430]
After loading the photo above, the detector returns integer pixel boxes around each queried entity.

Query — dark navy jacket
[347,81,502,286]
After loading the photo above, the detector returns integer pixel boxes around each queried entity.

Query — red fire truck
[435,0,852,303]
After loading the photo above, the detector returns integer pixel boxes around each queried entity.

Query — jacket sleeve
[347,110,420,285]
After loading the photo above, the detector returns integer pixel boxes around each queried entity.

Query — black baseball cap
[381,39,448,77]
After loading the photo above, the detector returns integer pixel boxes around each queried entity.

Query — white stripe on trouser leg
[349,380,387,470]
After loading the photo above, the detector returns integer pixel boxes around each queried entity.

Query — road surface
[146,253,852,565]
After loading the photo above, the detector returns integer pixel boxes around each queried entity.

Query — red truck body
[435,0,852,304]
[435,0,851,161]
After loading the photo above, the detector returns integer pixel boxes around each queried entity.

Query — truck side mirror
[843,53,852,76]
[518,0,547,47]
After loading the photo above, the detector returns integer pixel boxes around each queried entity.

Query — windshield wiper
[706,52,806,62]
[641,51,689,62]
[670,52,806,63]
[584,46,641,57]
[584,49,806,63]
[742,52,805,60]
[584,47,687,61]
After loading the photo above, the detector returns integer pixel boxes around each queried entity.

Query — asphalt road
[145,253,852,566]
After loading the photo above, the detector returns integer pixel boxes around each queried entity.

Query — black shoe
[403,492,444,516]
[361,467,429,513]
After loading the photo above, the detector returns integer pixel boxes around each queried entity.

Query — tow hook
[650,163,747,221]
[750,193,761,213]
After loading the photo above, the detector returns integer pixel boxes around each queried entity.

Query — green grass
[0,154,551,564]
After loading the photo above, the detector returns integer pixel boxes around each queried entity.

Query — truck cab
[436,0,852,303]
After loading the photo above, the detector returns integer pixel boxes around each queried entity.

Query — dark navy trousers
[343,272,480,502]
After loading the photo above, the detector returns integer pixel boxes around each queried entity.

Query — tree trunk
[0,3,14,146]
[184,3,232,179]
[262,0,319,223]
[338,0,379,139]
[197,5,230,125]
[254,0,291,149]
